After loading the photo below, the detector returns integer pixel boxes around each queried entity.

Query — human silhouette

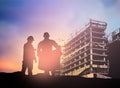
[37,32,62,76]
[21,36,36,76]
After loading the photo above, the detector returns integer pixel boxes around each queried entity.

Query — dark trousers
[21,61,33,76]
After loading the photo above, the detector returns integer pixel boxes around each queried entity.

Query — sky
[0,0,120,74]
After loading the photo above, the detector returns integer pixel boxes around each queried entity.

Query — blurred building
[107,28,120,78]
[61,19,109,78]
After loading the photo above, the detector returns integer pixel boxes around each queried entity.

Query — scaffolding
[61,19,109,78]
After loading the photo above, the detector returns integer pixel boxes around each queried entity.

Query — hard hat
[43,32,50,38]
[27,36,34,41]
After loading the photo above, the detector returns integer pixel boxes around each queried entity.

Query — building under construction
[107,28,120,78]
[61,19,109,78]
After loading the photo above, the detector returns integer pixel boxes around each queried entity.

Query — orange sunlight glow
[0,33,65,75]
[0,59,20,72]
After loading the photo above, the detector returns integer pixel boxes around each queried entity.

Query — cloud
[0,22,24,59]
[0,0,120,73]
[101,0,117,7]
[98,0,120,34]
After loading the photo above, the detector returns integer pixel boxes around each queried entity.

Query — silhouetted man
[37,32,61,76]
[21,36,36,76]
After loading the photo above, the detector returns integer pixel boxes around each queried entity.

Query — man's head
[27,36,34,42]
[43,32,50,39]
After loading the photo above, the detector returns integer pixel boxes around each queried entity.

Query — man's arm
[52,40,62,53]
[52,40,59,49]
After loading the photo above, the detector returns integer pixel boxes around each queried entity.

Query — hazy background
[0,0,120,74]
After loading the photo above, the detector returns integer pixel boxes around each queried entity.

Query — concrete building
[61,19,109,78]
[107,28,120,78]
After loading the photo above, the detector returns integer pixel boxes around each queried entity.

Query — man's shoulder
[49,39,56,42]
[38,40,44,45]
[24,42,28,46]
[24,43,32,47]
[38,39,56,44]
